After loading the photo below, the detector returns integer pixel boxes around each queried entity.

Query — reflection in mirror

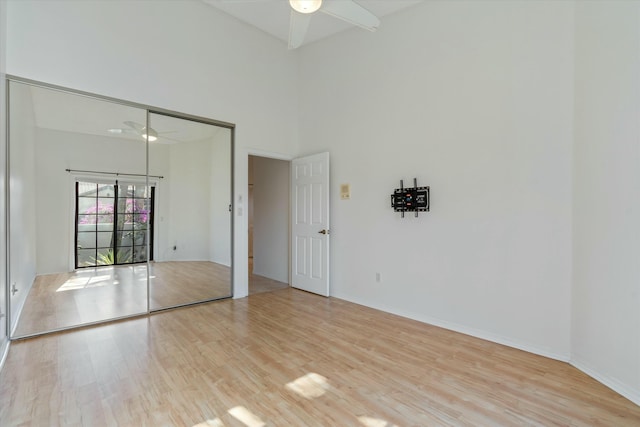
[147,113,233,309]
[8,81,149,337]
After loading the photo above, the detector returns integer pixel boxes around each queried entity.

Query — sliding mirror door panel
[8,81,149,337]
[147,113,232,310]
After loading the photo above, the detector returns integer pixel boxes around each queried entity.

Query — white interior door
[291,152,330,296]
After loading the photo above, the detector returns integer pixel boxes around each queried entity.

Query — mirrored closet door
[147,112,233,310]
[7,78,233,338]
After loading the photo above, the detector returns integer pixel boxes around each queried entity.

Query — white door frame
[235,148,293,299]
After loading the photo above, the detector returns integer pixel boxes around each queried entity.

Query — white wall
[149,142,172,262]
[8,82,37,329]
[210,129,232,266]
[6,0,300,298]
[252,156,290,283]
[0,0,9,356]
[572,1,640,405]
[298,0,574,359]
[166,139,212,261]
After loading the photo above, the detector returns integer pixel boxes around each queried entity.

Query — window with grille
[75,181,154,268]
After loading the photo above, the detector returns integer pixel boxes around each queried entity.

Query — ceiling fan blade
[107,128,133,135]
[289,10,312,49]
[123,120,144,132]
[320,0,380,32]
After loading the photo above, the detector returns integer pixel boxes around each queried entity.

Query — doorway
[248,155,290,295]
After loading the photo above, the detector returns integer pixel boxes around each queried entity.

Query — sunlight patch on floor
[358,416,399,427]
[54,265,148,292]
[192,418,224,427]
[56,274,115,292]
[285,372,329,399]
[228,406,266,427]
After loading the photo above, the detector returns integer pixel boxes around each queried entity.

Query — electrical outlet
[375,273,381,283]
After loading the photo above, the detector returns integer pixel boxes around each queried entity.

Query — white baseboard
[332,292,570,362]
[571,357,640,407]
[420,314,570,362]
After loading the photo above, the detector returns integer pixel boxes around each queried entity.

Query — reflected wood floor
[1,288,639,426]
[149,261,231,309]
[13,261,231,337]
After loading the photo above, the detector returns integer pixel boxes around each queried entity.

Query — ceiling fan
[287,0,380,49]
[107,121,174,142]
[214,0,380,49]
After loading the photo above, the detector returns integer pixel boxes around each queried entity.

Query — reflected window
[75,180,154,268]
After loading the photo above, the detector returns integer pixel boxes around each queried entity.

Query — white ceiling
[202,0,424,47]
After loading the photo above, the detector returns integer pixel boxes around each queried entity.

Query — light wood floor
[13,261,231,337]
[1,288,638,426]
[248,258,289,295]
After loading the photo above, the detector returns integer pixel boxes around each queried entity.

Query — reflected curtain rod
[65,169,164,179]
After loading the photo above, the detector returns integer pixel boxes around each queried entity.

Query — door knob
[318,229,330,235]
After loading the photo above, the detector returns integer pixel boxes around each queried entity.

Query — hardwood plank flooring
[1,288,639,426]
[13,261,231,337]
[248,259,289,295]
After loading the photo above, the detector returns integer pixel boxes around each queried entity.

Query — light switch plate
[340,183,350,200]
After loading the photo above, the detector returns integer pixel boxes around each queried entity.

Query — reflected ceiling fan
[107,121,175,142]
[287,0,380,49]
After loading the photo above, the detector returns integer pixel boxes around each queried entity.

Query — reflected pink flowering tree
[79,200,148,225]
[79,202,114,224]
